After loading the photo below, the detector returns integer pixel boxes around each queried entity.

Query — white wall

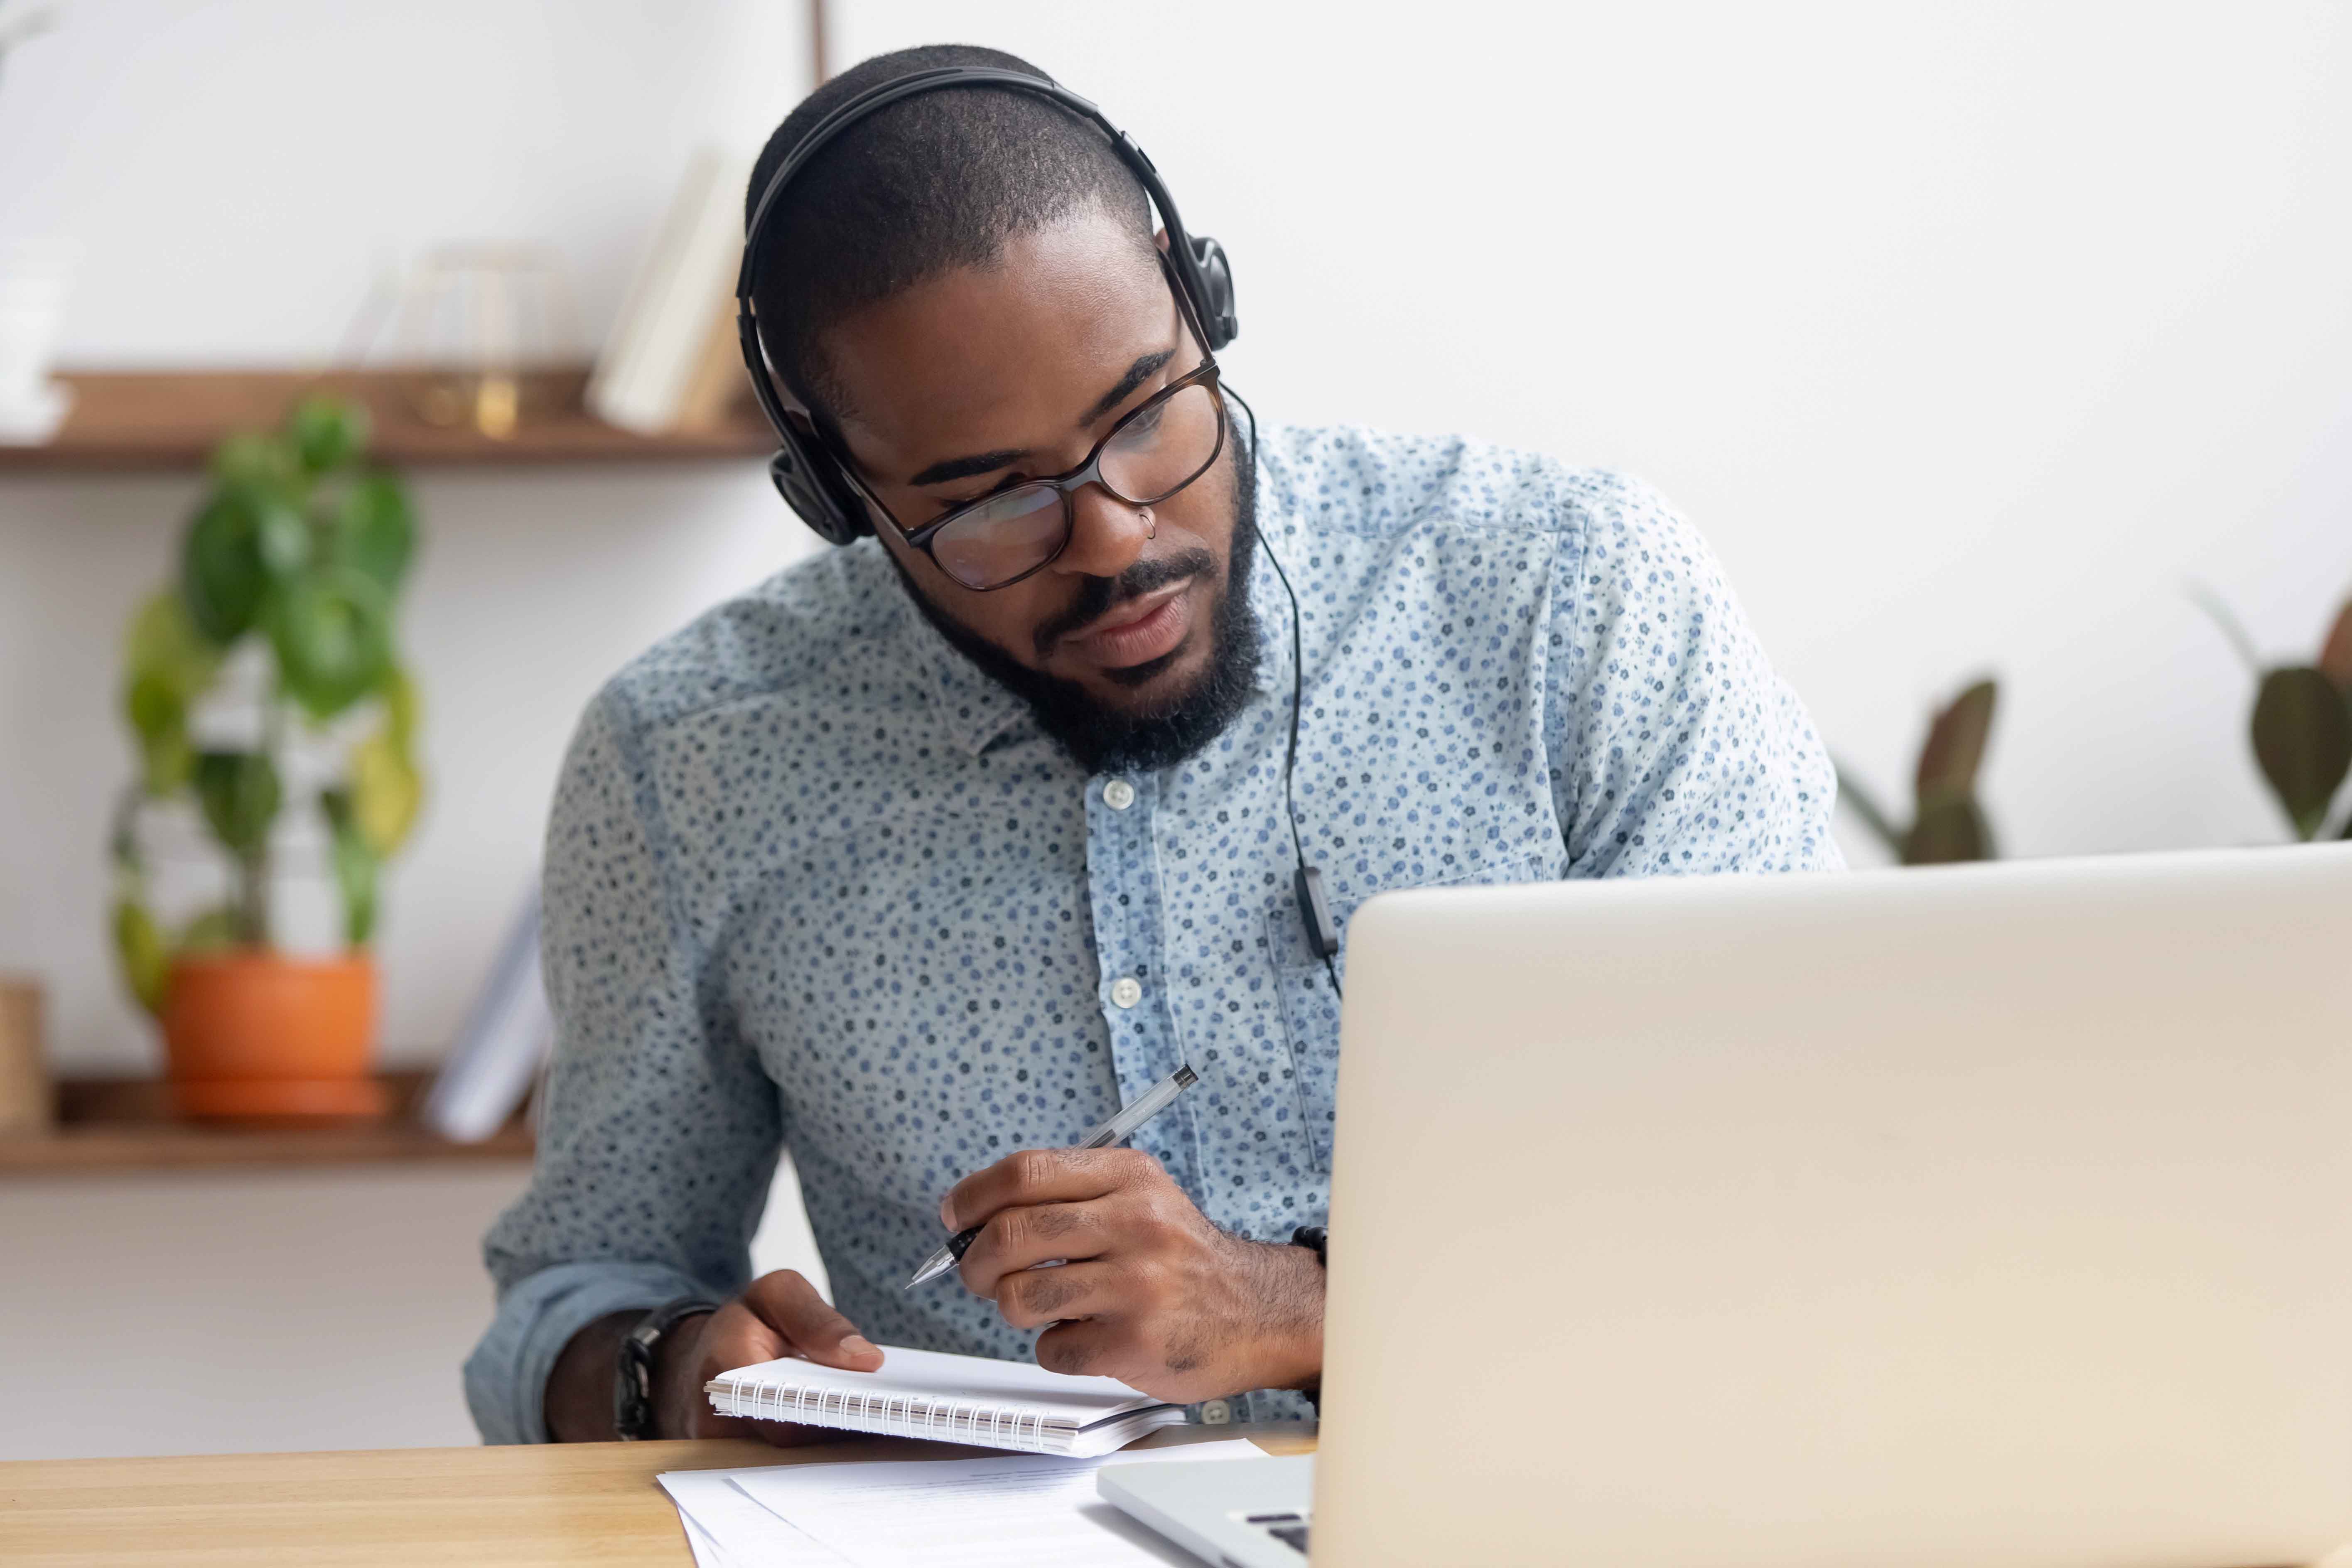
[0,1,832,1460]
[842,0,2352,859]
[0,0,824,1074]
[0,1157,826,1460]
[3,0,2350,1460]
[8,0,2350,1070]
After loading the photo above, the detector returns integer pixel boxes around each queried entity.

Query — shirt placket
[1082,769,1201,1196]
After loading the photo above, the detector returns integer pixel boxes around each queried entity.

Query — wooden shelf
[0,1070,535,1174]
[0,366,774,471]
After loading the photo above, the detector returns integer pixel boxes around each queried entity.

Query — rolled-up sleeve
[1545,473,1844,876]
[463,682,783,1444]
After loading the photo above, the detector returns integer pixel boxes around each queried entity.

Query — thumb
[743,1269,884,1372]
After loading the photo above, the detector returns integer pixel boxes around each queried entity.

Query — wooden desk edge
[0,1423,1319,1568]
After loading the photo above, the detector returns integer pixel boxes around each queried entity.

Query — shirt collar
[891,584,1033,758]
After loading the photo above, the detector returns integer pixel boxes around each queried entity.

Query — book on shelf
[420,885,552,1143]
[589,145,756,436]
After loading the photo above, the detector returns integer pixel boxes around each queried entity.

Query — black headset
[735,65,1237,545]
[733,65,1342,986]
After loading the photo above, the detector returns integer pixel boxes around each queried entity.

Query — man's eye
[938,476,1026,516]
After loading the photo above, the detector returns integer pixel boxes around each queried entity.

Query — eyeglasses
[839,358,1230,592]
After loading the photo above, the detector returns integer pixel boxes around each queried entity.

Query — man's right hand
[655,1269,885,1442]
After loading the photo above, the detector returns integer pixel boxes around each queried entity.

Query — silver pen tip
[903,1249,955,1291]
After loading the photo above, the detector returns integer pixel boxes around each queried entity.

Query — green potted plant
[1836,678,2001,864]
[110,396,425,1119]
[2195,589,2352,841]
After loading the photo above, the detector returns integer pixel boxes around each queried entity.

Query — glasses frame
[828,259,1229,592]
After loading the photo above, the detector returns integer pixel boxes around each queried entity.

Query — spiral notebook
[705,1345,1186,1456]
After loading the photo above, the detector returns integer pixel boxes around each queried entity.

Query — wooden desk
[0,1423,1317,1567]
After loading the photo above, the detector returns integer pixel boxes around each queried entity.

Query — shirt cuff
[464,1259,715,1444]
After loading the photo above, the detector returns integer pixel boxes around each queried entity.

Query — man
[465,43,1840,1446]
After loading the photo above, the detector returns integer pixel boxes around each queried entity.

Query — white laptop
[1102,845,2352,1567]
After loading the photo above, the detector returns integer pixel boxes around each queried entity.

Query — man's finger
[689,1304,793,1441]
[993,1259,1124,1331]
[691,1300,867,1447]
[941,1145,1157,1234]
[742,1269,884,1371]
[956,1195,1115,1296]
[1034,1315,1126,1381]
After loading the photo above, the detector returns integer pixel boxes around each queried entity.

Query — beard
[891,447,1262,777]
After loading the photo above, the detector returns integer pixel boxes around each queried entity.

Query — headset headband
[738,64,1232,386]
[732,64,1237,547]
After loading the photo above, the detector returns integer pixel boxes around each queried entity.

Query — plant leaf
[255,500,312,579]
[2320,595,2352,695]
[123,670,194,795]
[179,489,277,643]
[175,905,241,956]
[1832,762,1906,854]
[288,395,371,474]
[2189,584,2264,675]
[194,750,282,855]
[348,728,424,856]
[379,663,420,752]
[125,590,222,697]
[109,786,145,878]
[112,898,171,1016]
[1914,679,1998,806]
[265,566,394,720]
[1903,796,1994,864]
[2251,665,2352,839]
[122,592,221,795]
[320,788,379,947]
[208,430,298,491]
[329,469,417,593]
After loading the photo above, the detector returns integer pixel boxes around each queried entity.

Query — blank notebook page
[705,1345,1185,1455]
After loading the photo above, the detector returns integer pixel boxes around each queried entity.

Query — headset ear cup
[768,436,870,546]
[1187,234,1238,349]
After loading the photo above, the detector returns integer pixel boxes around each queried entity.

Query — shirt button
[1110,977,1143,1009]
[1200,1399,1231,1425]
[1102,779,1136,810]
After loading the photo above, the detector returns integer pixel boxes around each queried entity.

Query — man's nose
[1049,482,1153,580]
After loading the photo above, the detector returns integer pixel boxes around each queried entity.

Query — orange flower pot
[161,950,388,1121]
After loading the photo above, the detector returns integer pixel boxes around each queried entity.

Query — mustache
[1033,548,1220,660]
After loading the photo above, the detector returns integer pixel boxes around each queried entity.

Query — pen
[903,1062,1201,1289]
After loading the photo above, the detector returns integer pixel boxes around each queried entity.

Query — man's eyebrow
[908,447,1028,487]
[1079,348,1176,427]
[903,347,1179,489]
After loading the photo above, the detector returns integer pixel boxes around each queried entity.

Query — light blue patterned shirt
[464,423,1841,1443]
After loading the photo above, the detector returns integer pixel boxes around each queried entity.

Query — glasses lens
[930,483,1069,590]
[1100,382,1223,505]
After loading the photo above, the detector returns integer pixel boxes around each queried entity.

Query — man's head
[746,45,1258,774]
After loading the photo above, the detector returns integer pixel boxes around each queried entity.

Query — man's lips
[1070,581,1193,669]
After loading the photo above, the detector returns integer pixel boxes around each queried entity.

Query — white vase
[0,238,78,444]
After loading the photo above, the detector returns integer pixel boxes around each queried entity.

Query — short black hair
[744,44,1156,424]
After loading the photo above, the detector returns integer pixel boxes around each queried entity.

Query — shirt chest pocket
[1266,848,1558,1172]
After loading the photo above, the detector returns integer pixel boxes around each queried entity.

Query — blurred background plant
[1836,678,2000,864]
[110,397,425,1014]
[2194,586,2352,842]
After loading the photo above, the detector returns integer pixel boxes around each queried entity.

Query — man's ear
[1154,226,1171,255]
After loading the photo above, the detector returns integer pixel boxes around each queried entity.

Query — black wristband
[1289,1227,1328,1414]
[614,1296,720,1441]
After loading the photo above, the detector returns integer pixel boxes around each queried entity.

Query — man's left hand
[941,1147,1323,1405]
